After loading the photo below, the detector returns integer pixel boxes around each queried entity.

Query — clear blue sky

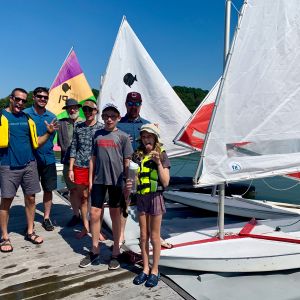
[0,0,243,98]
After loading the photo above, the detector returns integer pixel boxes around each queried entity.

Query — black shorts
[91,184,124,209]
[37,163,57,192]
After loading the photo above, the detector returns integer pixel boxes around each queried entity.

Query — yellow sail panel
[48,73,94,116]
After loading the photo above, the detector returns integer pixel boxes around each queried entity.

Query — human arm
[150,151,170,188]
[38,118,59,147]
[89,155,96,193]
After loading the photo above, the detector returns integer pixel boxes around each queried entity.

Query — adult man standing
[57,99,84,226]
[117,92,149,245]
[118,92,149,151]
[24,87,57,231]
[117,92,172,249]
[0,88,57,252]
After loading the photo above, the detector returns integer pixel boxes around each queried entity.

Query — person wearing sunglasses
[24,87,57,232]
[117,92,150,246]
[117,92,173,250]
[69,100,103,240]
[0,88,58,253]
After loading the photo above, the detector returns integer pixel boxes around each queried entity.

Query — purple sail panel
[51,51,83,89]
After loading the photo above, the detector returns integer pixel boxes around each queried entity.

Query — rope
[262,178,300,191]
[275,218,300,231]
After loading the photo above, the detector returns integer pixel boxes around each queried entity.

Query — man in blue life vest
[0,88,58,253]
[24,87,57,232]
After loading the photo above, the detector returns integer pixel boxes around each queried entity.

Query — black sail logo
[123,73,137,88]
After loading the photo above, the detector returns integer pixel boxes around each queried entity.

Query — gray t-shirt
[93,128,133,186]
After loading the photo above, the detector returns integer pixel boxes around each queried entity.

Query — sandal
[160,239,173,249]
[0,238,13,253]
[25,232,43,245]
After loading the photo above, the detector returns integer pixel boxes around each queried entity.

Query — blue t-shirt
[24,106,56,166]
[117,115,150,151]
[0,110,35,168]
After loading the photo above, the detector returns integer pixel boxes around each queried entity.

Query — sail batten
[197,0,300,186]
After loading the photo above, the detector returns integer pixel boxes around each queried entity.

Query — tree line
[0,86,208,113]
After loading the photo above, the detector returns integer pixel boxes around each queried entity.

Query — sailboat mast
[218,0,232,240]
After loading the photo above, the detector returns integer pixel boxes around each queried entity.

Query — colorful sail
[174,79,220,151]
[98,17,192,158]
[196,0,300,186]
[48,48,96,119]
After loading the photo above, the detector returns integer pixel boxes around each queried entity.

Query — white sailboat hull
[159,219,300,272]
[163,191,300,219]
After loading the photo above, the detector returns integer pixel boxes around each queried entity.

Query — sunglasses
[82,106,95,113]
[12,96,27,104]
[101,114,119,120]
[35,94,49,100]
[126,101,142,107]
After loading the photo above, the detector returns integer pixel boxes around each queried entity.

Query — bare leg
[149,214,162,275]
[43,191,52,220]
[24,194,43,243]
[76,185,89,239]
[69,188,80,217]
[120,214,127,244]
[109,207,121,257]
[138,213,150,275]
[90,206,102,254]
[0,198,13,251]
[99,209,106,241]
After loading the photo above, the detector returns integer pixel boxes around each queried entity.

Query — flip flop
[0,238,13,253]
[25,232,43,245]
[160,239,173,249]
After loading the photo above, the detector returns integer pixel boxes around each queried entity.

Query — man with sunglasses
[24,87,57,232]
[117,92,173,249]
[117,92,150,246]
[0,88,58,252]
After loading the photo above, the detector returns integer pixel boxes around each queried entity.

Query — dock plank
[0,189,183,299]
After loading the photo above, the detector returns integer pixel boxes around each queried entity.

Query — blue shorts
[91,184,124,209]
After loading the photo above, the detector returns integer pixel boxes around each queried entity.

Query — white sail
[197,0,300,186]
[98,17,192,158]
[174,79,220,151]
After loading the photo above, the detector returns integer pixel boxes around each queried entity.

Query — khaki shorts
[0,160,41,198]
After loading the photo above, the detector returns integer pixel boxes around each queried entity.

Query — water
[56,152,300,205]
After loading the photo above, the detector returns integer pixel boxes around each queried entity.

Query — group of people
[0,89,171,288]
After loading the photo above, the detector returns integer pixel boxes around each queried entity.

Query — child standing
[79,103,133,269]
[130,124,170,288]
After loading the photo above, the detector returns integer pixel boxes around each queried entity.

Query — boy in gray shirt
[79,103,133,269]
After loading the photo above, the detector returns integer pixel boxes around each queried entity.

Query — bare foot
[99,232,106,241]
[76,229,88,239]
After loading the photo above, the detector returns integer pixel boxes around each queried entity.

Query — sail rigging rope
[262,178,300,191]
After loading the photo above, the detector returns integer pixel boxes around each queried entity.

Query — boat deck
[0,189,183,300]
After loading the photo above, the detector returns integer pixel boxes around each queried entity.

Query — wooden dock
[0,189,184,299]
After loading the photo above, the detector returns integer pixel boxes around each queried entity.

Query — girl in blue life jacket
[127,123,170,288]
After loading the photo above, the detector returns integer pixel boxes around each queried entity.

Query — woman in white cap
[129,123,170,288]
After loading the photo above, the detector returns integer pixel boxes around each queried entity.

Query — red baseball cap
[126,92,142,102]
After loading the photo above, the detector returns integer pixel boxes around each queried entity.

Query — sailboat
[163,2,300,219]
[97,16,192,158]
[158,0,300,272]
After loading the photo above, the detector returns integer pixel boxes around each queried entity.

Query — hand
[45,118,59,134]
[123,179,133,200]
[150,151,161,164]
[68,170,74,182]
